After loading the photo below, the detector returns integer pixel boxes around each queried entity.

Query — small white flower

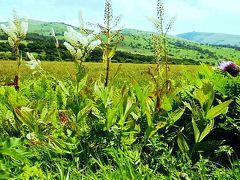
[1,24,17,41]
[88,39,101,50]
[66,26,75,33]
[20,21,28,35]
[27,60,41,70]
[1,16,28,42]
[64,25,101,61]
[26,132,37,141]
[76,49,83,59]
[51,28,56,37]
[76,34,88,47]
[64,42,76,56]
[65,26,88,46]
[0,24,7,32]
[8,21,17,32]
[21,107,33,112]
[86,34,95,42]
[26,52,41,70]
[8,37,15,48]
[51,28,59,48]
[64,31,78,47]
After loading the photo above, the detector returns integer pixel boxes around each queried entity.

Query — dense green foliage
[0,64,240,179]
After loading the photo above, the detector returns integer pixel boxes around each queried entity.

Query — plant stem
[105,27,111,88]
[57,48,62,61]
[163,37,168,92]
[15,47,20,90]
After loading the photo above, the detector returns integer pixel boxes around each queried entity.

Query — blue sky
[0,0,240,35]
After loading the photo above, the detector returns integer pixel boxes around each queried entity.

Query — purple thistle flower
[218,61,240,77]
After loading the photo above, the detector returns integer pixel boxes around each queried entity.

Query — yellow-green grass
[0,60,199,85]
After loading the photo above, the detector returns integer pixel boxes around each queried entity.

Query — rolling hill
[1,20,240,64]
[177,31,240,47]
[0,19,71,37]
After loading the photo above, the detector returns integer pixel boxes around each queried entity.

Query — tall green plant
[150,0,175,88]
[148,0,175,111]
[178,81,233,158]
[51,28,62,61]
[98,0,123,87]
[1,10,28,90]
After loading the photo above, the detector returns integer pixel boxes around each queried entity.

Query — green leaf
[145,111,153,127]
[183,102,192,111]
[57,80,69,96]
[193,89,207,108]
[199,81,215,112]
[169,108,185,126]
[14,108,36,132]
[192,119,200,143]
[161,95,172,111]
[108,47,116,59]
[206,100,233,120]
[0,138,30,163]
[147,121,167,139]
[106,108,118,130]
[77,75,88,92]
[0,148,27,163]
[199,119,214,142]
[119,98,134,127]
[177,133,189,153]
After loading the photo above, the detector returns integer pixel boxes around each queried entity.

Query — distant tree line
[210,44,240,51]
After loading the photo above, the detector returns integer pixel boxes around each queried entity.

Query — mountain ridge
[1,19,240,47]
[177,31,240,47]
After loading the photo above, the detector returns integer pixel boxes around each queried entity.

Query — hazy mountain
[177,31,240,47]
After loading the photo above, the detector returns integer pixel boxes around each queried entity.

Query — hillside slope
[1,20,240,64]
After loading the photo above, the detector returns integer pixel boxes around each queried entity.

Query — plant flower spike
[63,26,101,81]
[218,60,240,77]
[1,18,28,49]
[0,10,28,90]
[64,26,101,61]
[26,52,41,70]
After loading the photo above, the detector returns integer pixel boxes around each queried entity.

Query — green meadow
[0,61,199,84]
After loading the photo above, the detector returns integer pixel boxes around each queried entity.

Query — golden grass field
[0,60,199,84]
